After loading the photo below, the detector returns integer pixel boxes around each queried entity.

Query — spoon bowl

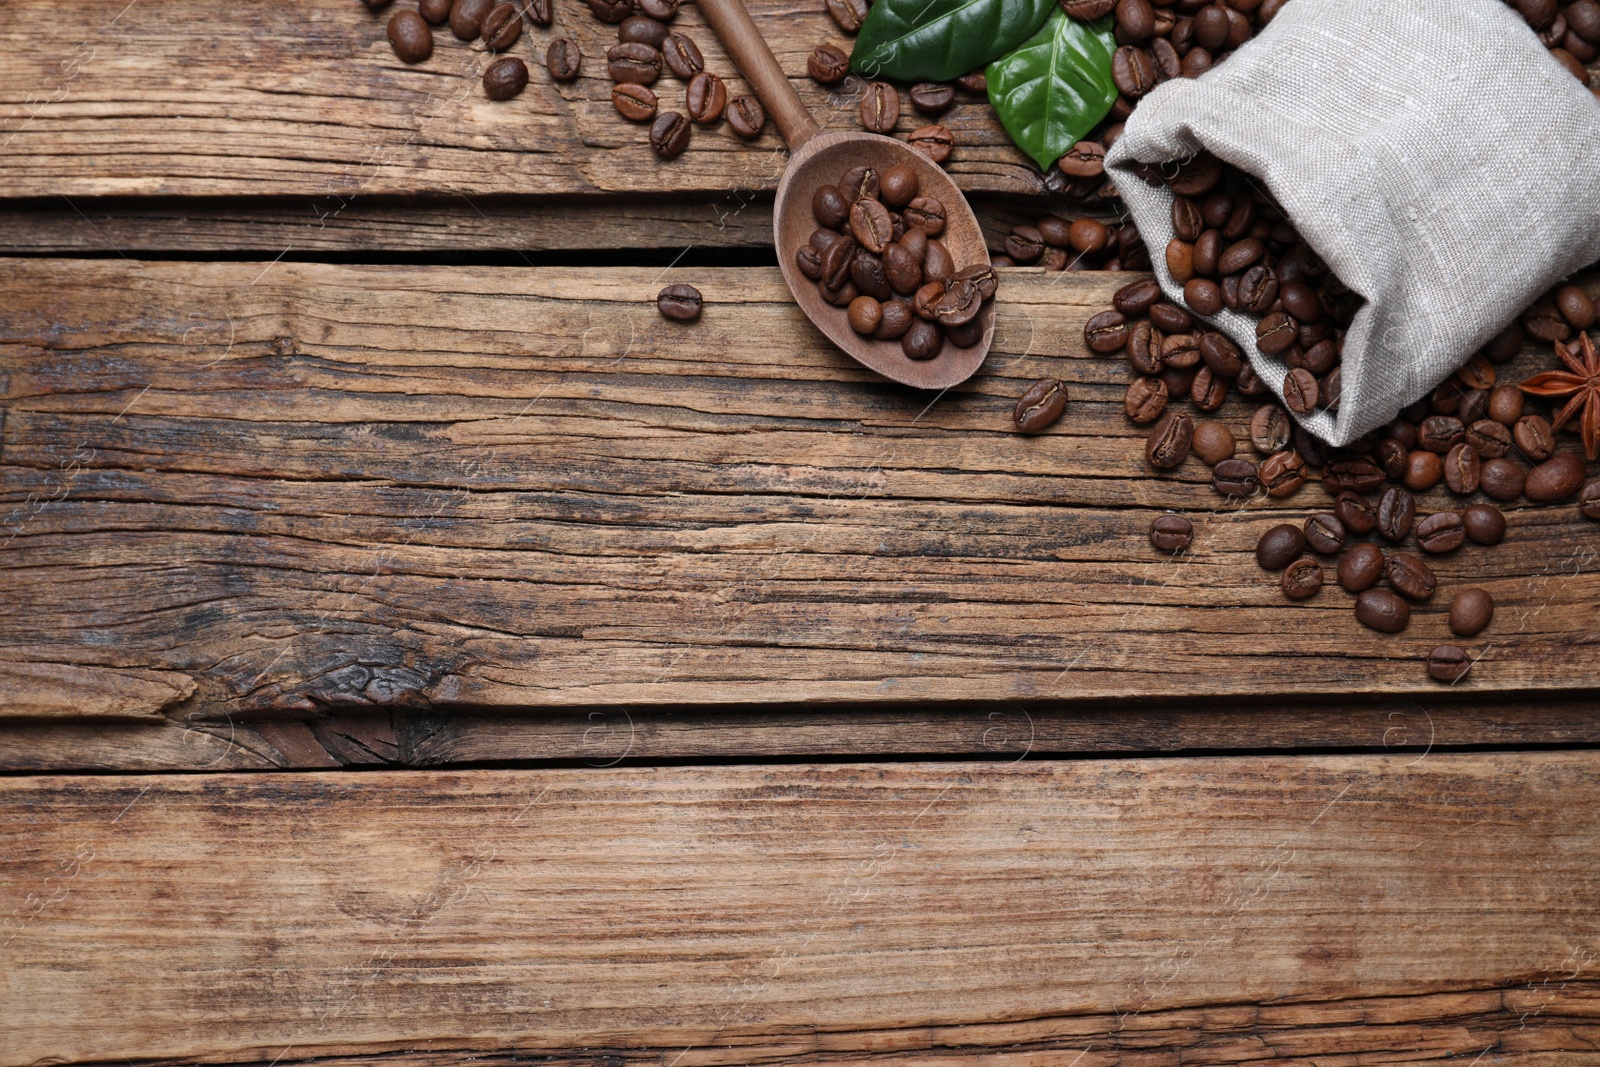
[774,129,995,389]
[700,0,994,390]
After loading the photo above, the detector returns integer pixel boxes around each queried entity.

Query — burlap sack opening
[1104,0,1600,447]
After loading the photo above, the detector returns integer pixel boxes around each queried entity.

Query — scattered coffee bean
[1249,405,1290,454]
[908,125,954,163]
[1014,378,1069,433]
[483,56,529,100]
[1124,376,1169,424]
[1256,523,1305,571]
[1376,485,1416,542]
[1426,645,1472,683]
[612,82,658,121]
[1480,457,1526,501]
[1513,414,1555,461]
[1355,588,1410,633]
[1449,588,1495,637]
[827,0,869,32]
[481,2,522,49]
[685,71,727,124]
[1085,310,1130,354]
[649,111,691,158]
[1212,458,1259,496]
[546,37,582,81]
[726,95,766,138]
[1146,410,1193,470]
[388,10,433,62]
[656,283,702,321]
[1283,367,1318,414]
[1259,449,1307,497]
[808,43,850,84]
[1191,420,1235,464]
[586,0,632,22]
[451,0,493,39]
[1339,543,1386,593]
[1443,442,1482,494]
[1282,558,1324,600]
[1524,451,1586,501]
[661,33,703,78]
[909,82,955,114]
[619,14,669,48]
[860,82,900,133]
[419,0,452,23]
[1304,513,1345,555]
[637,0,678,18]
[608,41,661,84]
[1385,552,1437,602]
[1416,511,1466,553]
[1582,479,1600,520]
[1461,503,1507,545]
[1150,514,1194,553]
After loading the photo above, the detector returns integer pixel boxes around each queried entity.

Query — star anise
[1520,331,1600,461]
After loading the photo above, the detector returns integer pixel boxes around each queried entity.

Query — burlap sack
[1104,0,1600,446]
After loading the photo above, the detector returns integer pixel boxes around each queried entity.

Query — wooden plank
[5,697,1600,771]
[2,753,1598,1065]
[0,196,1054,254]
[0,0,1047,199]
[3,259,1598,717]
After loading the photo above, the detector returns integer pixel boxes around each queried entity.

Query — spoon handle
[698,0,822,150]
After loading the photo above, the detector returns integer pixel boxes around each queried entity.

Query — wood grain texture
[3,260,1598,717]
[6,697,1600,771]
[0,0,1046,199]
[2,754,1598,1065]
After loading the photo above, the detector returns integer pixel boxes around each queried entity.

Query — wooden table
[3,3,1599,1064]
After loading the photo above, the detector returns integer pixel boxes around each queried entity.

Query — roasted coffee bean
[656,283,702,322]
[807,43,850,84]
[956,68,987,93]
[1320,365,1342,411]
[794,243,823,281]
[954,264,997,302]
[901,319,943,360]
[1255,523,1305,570]
[1340,544,1387,593]
[1249,404,1290,454]
[1449,588,1495,637]
[1149,514,1194,553]
[1337,495,1376,537]
[619,14,670,47]
[1426,645,1472,683]
[1014,378,1069,433]
[1400,449,1441,492]
[1191,420,1235,464]
[1162,332,1202,369]
[932,279,982,327]
[876,164,918,210]
[483,55,529,99]
[1417,415,1464,453]
[1355,588,1410,633]
[820,278,859,308]
[1375,437,1408,481]
[546,37,582,81]
[1303,512,1345,555]
[1376,485,1416,542]
[608,41,661,84]
[1116,0,1156,39]
[946,317,983,348]
[1443,442,1481,495]
[812,184,850,229]
[1171,197,1204,243]
[1111,45,1157,96]
[1114,278,1162,317]
[1084,310,1129,353]
[726,95,765,138]
[1513,415,1555,462]
[1064,217,1107,255]
[1198,332,1243,378]
[611,82,657,120]
[419,0,453,23]
[1479,458,1525,501]
[921,238,954,282]
[1484,383,1524,426]
[826,0,869,32]
[849,198,894,254]
[1416,511,1466,553]
[902,196,946,235]
[1259,449,1307,498]
[1185,278,1224,317]
[1238,263,1279,314]
[1583,479,1600,520]
[1124,376,1169,424]
[1483,322,1526,363]
[1524,452,1587,501]
[1282,368,1318,414]
[1146,410,1194,470]
[1524,301,1571,342]
[1061,0,1117,17]
[1430,377,1466,415]
[873,300,914,341]
[661,33,703,78]
[1059,140,1107,178]
[1211,457,1258,496]
[1556,284,1597,329]
[685,71,727,123]
[1282,558,1324,600]
[1159,365,1197,400]
[1464,419,1511,459]
[1190,366,1227,411]
[1386,553,1437,602]
[912,281,944,321]
[388,10,434,62]
[1006,225,1046,264]
[1149,302,1193,334]
[451,0,493,38]
[860,82,900,133]
[1257,312,1298,356]
[908,125,954,163]
[845,295,883,336]
[880,242,921,296]
[1324,457,1385,495]
[481,3,522,48]
[850,251,892,302]
[363,0,397,9]
[637,0,678,16]
[649,111,691,158]
[902,82,955,116]
[1192,229,1222,278]
[1462,503,1507,545]
[586,0,631,22]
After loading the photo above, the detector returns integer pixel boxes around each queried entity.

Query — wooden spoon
[698,0,994,391]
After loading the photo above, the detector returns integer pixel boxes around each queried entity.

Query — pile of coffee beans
[804,17,971,165]
[798,162,997,362]
[368,0,544,98]
[995,213,1151,273]
[1103,253,1599,681]
[1507,0,1600,87]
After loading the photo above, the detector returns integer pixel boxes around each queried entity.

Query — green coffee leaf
[985,11,1118,172]
[849,0,1057,83]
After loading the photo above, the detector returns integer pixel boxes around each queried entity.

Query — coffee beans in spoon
[801,162,997,363]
